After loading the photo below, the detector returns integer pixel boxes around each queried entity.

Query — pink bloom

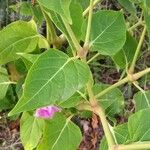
[34,106,61,119]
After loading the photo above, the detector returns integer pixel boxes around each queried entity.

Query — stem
[87,53,100,64]
[128,21,144,31]
[96,77,129,98]
[83,0,102,16]
[61,17,82,53]
[84,0,94,47]
[96,67,150,98]
[129,26,147,74]
[86,79,115,148]
[94,105,115,148]
[113,142,150,150]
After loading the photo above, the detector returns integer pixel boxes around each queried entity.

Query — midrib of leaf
[14,57,75,111]
[143,92,150,107]
[0,35,39,56]
[0,81,14,85]
[51,118,70,150]
[140,127,150,141]
[26,118,38,148]
[90,14,120,46]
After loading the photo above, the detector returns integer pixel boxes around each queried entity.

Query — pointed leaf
[90,11,126,56]
[38,114,82,150]
[0,20,44,65]
[37,0,72,24]
[9,49,90,115]
[20,112,44,150]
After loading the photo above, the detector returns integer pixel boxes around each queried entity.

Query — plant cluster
[0,0,150,150]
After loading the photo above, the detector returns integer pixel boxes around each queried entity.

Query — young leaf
[20,112,44,150]
[9,49,91,116]
[37,0,72,24]
[90,10,126,56]
[134,91,150,112]
[37,114,82,150]
[0,20,44,65]
[0,67,10,99]
[93,83,124,117]
[112,32,137,69]
[128,108,150,142]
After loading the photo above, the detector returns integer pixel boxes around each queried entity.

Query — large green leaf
[9,49,91,116]
[20,112,44,150]
[93,83,124,116]
[37,0,72,24]
[90,11,126,56]
[134,91,150,112]
[0,67,10,99]
[0,20,45,65]
[128,108,150,142]
[38,114,82,150]
[113,32,137,69]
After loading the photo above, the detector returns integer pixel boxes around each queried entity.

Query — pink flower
[34,106,61,119]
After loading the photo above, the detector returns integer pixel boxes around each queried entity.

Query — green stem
[113,142,150,150]
[95,105,115,148]
[83,0,102,16]
[61,17,82,53]
[96,67,150,98]
[129,25,147,74]
[87,53,100,64]
[96,77,129,98]
[128,21,144,31]
[84,0,94,47]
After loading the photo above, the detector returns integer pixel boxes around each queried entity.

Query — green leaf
[0,67,10,99]
[18,53,40,70]
[112,32,137,69]
[20,112,44,150]
[69,0,84,39]
[117,0,136,14]
[144,10,150,40]
[9,49,90,116]
[100,123,129,150]
[0,20,44,65]
[38,114,82,150]
[90,10,126,56]
[114,123,129,144]
[46,0,83,52]
[0,97,14,111]
[128,108,150,142]
[134,91,150,112]
[93,83,124,117]
[58,92,83,108]
[37,0,72,24]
